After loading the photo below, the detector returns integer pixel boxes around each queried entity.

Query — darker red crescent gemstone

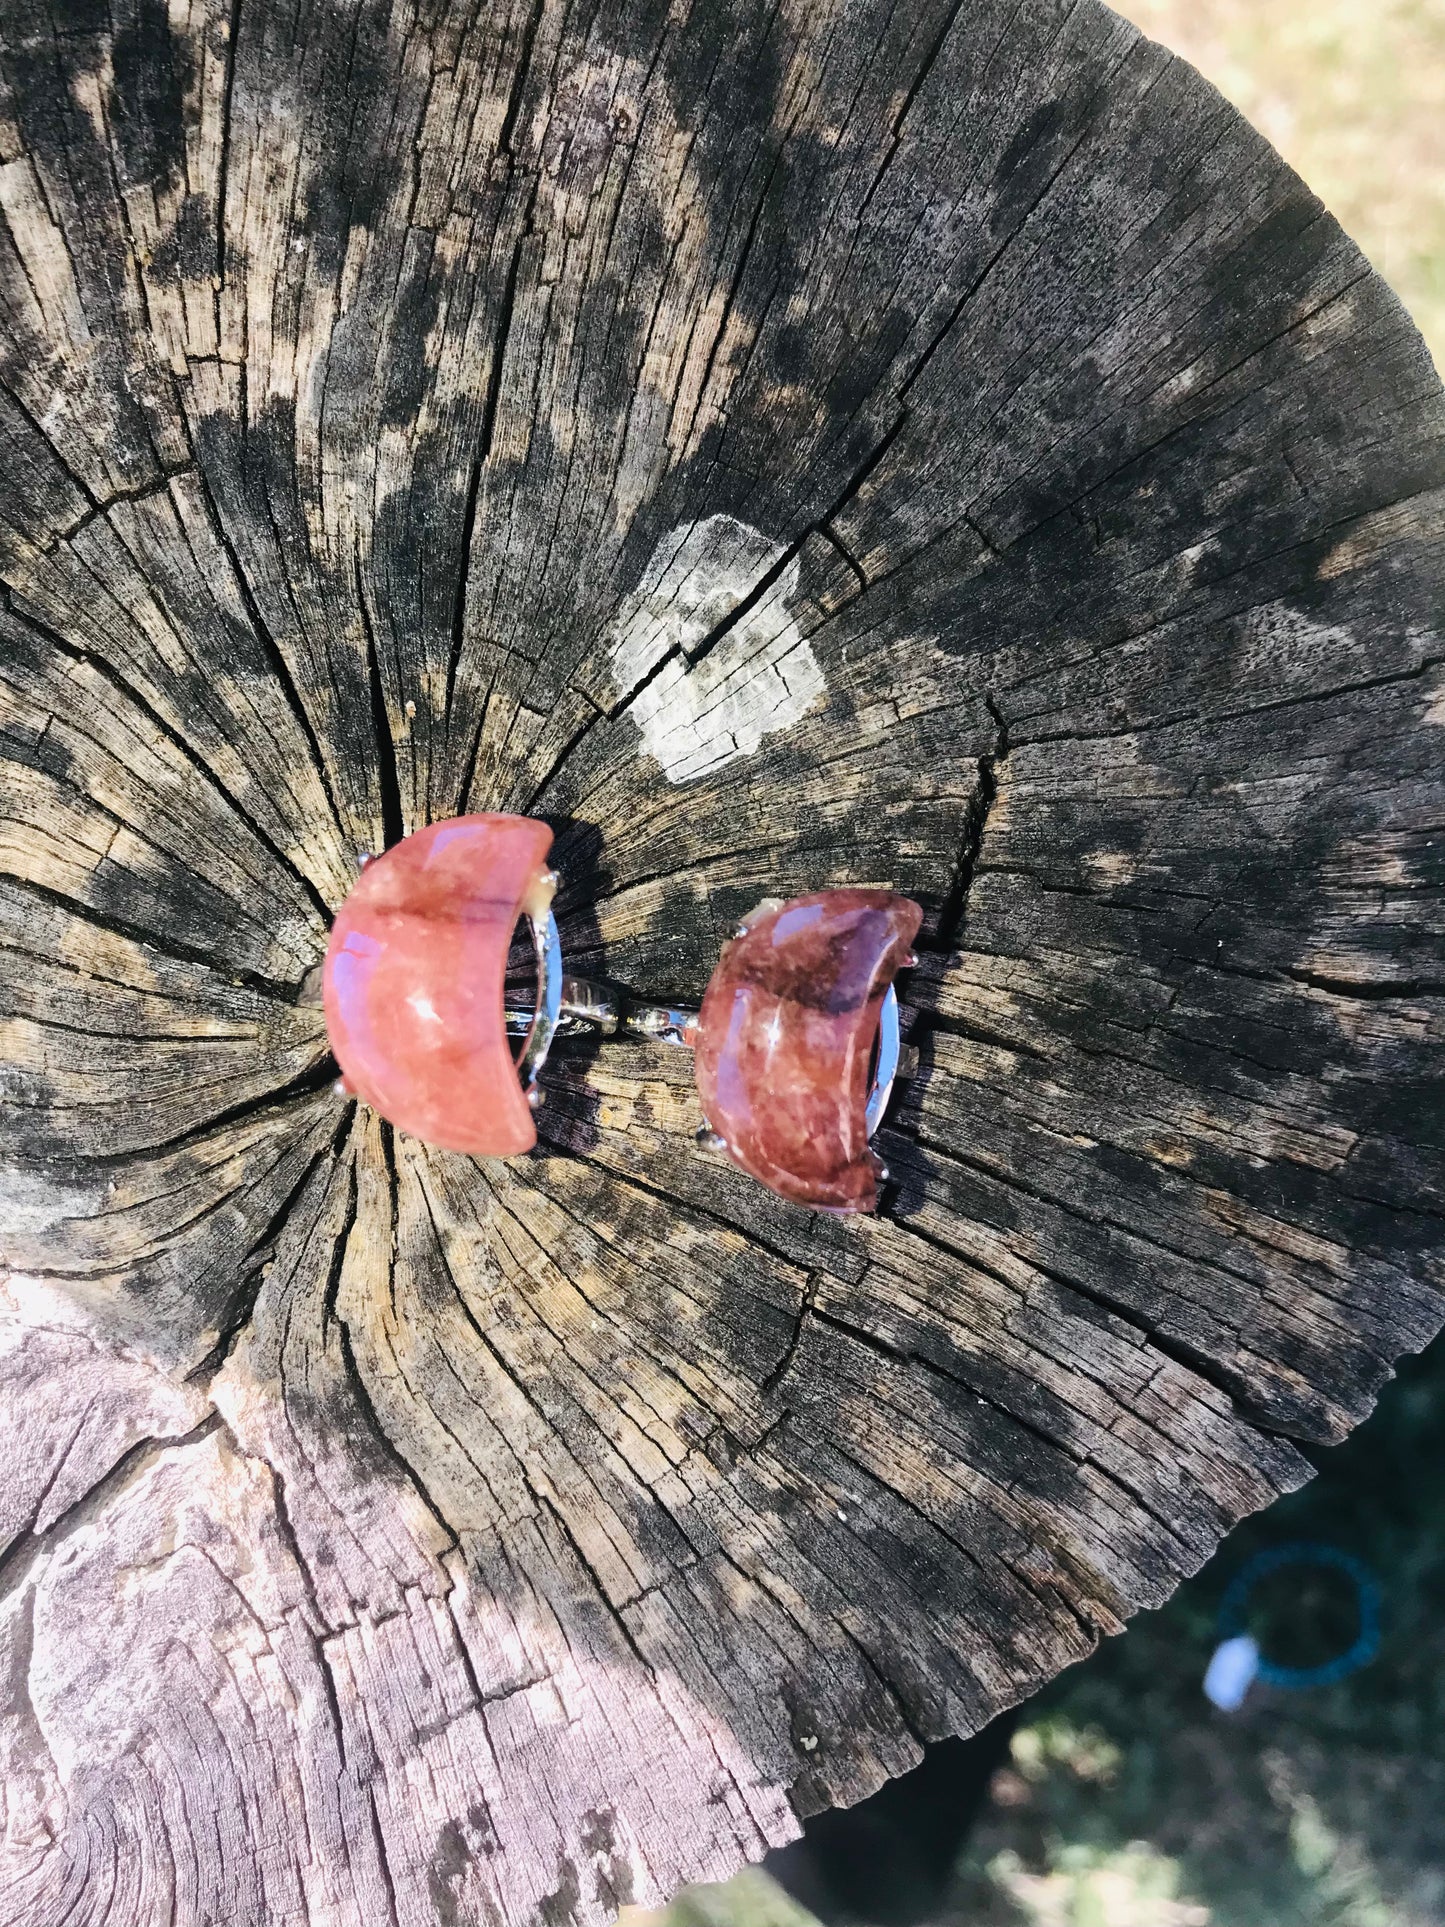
[322,814,553,1158]
[693,889,922,1213]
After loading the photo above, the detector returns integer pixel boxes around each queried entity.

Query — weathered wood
[1,0,1442,1920]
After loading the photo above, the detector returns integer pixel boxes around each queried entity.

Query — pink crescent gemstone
[693,889,923,1214]
[322,814,554,1158]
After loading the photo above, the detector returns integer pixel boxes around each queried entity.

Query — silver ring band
[865,985,901,1138]
[515,911,563,1091]
[509,948,901,1139]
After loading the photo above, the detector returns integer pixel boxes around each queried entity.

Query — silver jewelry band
[513,911,564,1093]
[508,947,900,1137]
[506,956,618,1050]
[865,985,900,1138]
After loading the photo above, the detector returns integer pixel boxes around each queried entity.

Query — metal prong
[527,1085,543,1109]
[357,850,374,870]
[902,951,918,968]
[733,895,784,941]
[696,1125,727,1153]
[334,1077,351,1098]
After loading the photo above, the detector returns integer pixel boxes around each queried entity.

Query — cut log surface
[1,0,1442,1920]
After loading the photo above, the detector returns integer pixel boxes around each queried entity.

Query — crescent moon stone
[323,815,554,1157]
[694,890,924,1212]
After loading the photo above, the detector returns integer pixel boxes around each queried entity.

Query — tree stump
[1,0,1442,1920]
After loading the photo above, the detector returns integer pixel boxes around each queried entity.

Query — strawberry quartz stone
[693,889,922,1213]
[323,814,555,1158]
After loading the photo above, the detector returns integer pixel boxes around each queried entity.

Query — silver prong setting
[732,895,784,942]
[864,985,901,1138]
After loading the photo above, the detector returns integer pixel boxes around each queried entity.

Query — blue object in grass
[1216,1543,1381,1693]
[1202,1634,1260,1711]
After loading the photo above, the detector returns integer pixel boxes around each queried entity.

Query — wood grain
[1,0,1441,1920]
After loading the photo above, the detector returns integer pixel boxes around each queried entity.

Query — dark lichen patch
[536,1856,581,1927]
[376,240,449,432]
[428,1817,473,1927]
[150,191,215,283]
[289,6,401,278]
[580,1806,635,1909]
[110,0,196,191]
[50,0,110,34]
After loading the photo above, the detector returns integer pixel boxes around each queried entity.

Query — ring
[323,814,560,1158]
[692,889,920,1214]
[324,816,920,1209]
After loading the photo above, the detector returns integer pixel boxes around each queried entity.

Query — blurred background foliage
[626,4,1445,1922]
[1118,0,1443,373]
[629,1341,1445,1926]
[953,1335,1445,1927]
